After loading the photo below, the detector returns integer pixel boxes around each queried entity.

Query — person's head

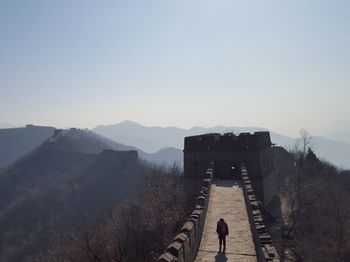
[220,218,224,222]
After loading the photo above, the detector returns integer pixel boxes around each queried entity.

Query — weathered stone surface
[194,180,256,262]
[166,241,183,256]
[247,189,254,195]
[205,172,212,179]
[181,221,194,233]
[250,201,259,210]
[190,214,200,220]
[259,234,272,245]
[195,205,204,210]
[263,244,277,257]
[256,225,267,234]
[157,252,176,262]
[248,195,256,201]
[197,196,206,206]
[192,209,203,217]
[174,232,188,243]
[201,186,208,193]
[187,217,199,227]
[252,210,261,216]
[203,179,211,188]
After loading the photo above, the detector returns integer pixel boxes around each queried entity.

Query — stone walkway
[195,180,257,262]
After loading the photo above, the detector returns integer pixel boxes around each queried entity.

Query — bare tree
[299,129,312,160]
[38,164,195,262]
[284,129,314,239]
[327,185,350,258]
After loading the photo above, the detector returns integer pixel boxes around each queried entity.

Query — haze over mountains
[0,125,182,169]
[1,121,349,170]
[324,131,350,144]
[0,128,152,261]
[320,121,350,144]
[93,120,350,170]
[0,120,349,260]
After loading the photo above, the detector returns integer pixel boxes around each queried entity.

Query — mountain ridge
[0,128,152,261]
[0,125,55,168]
[93,120,350,169]
[0,126,181,168]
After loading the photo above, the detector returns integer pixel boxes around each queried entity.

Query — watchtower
[184,132,274,201]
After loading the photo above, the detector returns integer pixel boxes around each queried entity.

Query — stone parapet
[241,164,280,262]
[157,164,214,262]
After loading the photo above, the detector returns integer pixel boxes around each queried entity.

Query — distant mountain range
[0,125,182,169]
[1,121,349,169]
[324,131,350,144]
[1,120,349,260]
[93,120,350,170]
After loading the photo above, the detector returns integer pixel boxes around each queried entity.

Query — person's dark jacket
[216,221,229,237]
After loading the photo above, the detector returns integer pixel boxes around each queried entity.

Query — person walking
[216,218,229,252]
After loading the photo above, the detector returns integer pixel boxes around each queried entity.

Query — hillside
[0,129,151,261]
[268,147,350,261]
[140,147,183,166]
[0,125,55,168]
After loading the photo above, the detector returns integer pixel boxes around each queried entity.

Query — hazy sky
[1,0,349,136]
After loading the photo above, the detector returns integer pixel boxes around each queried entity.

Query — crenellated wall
[240,163,280,262]
[158,132,282,262]
[157,165,214,262]
[184,132,274,202]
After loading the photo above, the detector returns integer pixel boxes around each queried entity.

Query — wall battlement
[185,132,272,151]
[157,165,214,262]
[241,164,280,261]
[184,132,274,201]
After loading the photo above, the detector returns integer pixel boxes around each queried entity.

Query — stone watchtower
[184,132,274,201]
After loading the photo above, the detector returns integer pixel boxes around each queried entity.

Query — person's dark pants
[219,234,226,251]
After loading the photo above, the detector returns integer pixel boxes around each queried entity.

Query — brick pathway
[195,180,257,262]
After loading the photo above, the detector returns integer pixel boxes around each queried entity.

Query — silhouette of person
[216,218,229,252]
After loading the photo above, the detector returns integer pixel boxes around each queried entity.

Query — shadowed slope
[0,129,151,262]
[0,125,55,168]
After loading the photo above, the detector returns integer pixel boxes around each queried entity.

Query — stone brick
[157,252,176,262]
[173,233,188,243]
